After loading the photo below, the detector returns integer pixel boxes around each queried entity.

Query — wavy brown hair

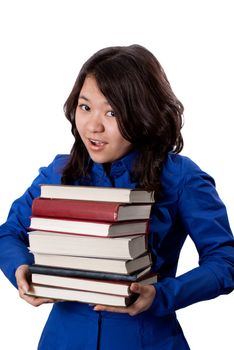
[62,44,184,193]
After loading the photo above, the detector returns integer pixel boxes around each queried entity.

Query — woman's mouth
[88,138,107,150]
[89,138,105,146]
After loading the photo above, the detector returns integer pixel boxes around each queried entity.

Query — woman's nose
[87,112,104,133]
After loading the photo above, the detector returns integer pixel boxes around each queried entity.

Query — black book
[29,264,155,282]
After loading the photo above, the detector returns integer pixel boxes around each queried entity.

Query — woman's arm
[0,155,64,287]
[94,168,234,316]
[150,170,234,317]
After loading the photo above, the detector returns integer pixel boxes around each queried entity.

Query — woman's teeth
[90,139,105,145]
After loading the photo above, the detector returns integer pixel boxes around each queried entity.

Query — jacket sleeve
[151,170,234,317]
[0,156,63,288]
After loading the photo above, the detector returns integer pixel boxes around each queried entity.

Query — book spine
[32,198,119,222]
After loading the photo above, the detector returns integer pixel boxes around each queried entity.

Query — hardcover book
[30,270,158,295]
[29,217,148,237]
[32,198,152,222]
[26,284,138,307]
[28,231,148,259]
[29,264,152,282]
[32,252,152,274]
[40,185,154,203]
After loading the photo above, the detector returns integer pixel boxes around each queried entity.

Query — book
[30,271,158,296]
[32,198,152,222]
[28,264,152,282]
[29,217,148,237]
[28,231,147,259]
[26,284,138,306]
[32,252,152,274]
[40,185,154,203]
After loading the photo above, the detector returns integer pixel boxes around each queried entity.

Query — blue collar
[91,149,138,178]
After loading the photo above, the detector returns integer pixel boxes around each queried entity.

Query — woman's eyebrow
[78,95,110,105]
[78,95,89,101]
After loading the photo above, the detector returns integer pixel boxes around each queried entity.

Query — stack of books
[27,185,157,307]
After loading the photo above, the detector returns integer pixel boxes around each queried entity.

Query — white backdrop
[0,1,233,349]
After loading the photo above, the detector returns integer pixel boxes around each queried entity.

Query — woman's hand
[93,282,156,316]
[15,264,54,307]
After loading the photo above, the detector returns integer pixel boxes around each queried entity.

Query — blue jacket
[0,151,233,350]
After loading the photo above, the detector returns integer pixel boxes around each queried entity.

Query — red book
[32,198,152,222]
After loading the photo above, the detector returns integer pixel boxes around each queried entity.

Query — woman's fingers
[15,264,54,306]
[93,283,156,316]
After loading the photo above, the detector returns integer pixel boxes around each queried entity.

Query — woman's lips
[88,138,107,150]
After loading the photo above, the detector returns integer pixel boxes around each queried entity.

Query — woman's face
[75,75,132,164]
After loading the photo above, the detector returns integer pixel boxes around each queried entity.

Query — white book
[31,272,158,296]
[29,231,148,259]
[32,252,152,274]
[26,284,138,307]
[40,185,154,203]
[29,217,148,237]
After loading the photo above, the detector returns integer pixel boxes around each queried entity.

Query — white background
[0,0,233,349]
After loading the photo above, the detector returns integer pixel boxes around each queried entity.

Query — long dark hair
[62,44,184,193]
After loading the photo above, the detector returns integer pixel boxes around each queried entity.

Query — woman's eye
[79,104,90,111]
[106,111,116,117]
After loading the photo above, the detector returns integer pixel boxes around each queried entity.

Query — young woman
[0,44,233,349]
